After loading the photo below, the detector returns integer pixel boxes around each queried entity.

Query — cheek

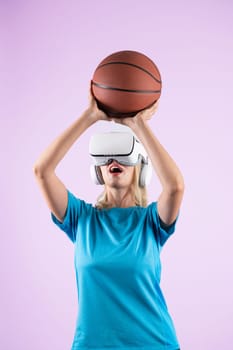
[100,167,107,179]
[127,167,136,181]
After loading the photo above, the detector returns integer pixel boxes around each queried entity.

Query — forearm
[131,119,184,193]
[34,110,95,177]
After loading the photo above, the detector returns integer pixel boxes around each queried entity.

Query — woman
[33,92,184,350]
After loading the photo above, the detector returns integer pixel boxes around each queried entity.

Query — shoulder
[67,190,93,211]
[147,201,178,233]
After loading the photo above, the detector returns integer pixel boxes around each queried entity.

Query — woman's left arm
[113,102,185,226]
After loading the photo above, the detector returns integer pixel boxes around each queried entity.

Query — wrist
[81,108,99,125]
[128,115,147,133]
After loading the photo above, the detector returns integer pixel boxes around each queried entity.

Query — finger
[89,80,94,94]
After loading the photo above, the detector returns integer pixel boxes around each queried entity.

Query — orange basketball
[91,50,162,118]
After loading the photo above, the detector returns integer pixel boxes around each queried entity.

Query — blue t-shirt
[52,190,180,350]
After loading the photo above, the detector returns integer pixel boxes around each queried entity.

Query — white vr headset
[89,131,152,187]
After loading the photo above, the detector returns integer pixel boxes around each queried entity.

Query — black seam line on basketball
[97,62,161,84]
[102,98,158,116]
[92,82,160,94]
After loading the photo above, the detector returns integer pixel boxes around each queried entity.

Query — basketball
[91,50,162,118]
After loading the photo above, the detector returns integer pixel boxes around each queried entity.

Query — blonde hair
[95,163,148,209]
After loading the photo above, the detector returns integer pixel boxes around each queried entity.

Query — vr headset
[89,131,152,187]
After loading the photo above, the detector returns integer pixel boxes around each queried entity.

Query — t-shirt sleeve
[148,201,179,248]
[51,190,87,243]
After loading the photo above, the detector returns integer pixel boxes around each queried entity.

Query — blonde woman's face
[100,160,135,189]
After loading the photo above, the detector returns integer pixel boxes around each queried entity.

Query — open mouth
[109,164,123,174]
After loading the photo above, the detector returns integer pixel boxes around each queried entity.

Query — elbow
[167,179,185,196]
[175,183,185,196]
[33,162,51,179]
[33,163,43,179]
[175,179,185,193]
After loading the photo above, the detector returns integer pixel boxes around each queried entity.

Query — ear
[90,165,105,185]
[139,161,152,187]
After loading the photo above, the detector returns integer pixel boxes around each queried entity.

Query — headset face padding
[90,162,152,187]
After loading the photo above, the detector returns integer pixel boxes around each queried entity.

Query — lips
[108,162,124,174]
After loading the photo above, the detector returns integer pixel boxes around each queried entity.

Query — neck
[105,187,136,208]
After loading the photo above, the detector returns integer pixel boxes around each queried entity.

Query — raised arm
[33,95,108,222]
[113,103,185,226]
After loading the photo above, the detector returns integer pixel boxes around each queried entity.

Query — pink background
[1,0,233,349]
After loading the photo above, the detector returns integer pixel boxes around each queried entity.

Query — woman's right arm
[33,96,108,222]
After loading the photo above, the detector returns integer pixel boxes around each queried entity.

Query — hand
[136,100,159,121]
[111,100,159,128]
[86,85,111,123]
